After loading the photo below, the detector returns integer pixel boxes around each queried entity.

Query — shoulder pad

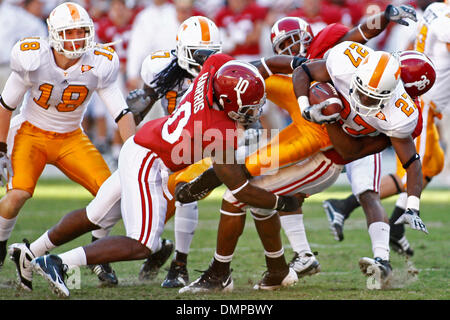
[141,50,175,87]
[10,37,48,73]
[88,45,120,89]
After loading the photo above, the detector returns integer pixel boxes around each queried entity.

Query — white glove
[0,151,12,187]
[385,4,417,26]
[395,208,428,234]
[298,97,340,124]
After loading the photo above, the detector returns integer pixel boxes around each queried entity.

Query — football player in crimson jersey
[29,55,308,298]
[323,2,449,256]
[0,2,136,290]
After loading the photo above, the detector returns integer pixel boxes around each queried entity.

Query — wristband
[260,58,273,76]
[297,96,310,114]
[273,194,279,210]
[291,56,307,70]
[357,24,369,42]
[406,195,420,211]
[230,180,249,195]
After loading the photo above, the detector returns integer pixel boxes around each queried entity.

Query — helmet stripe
[368,52,390,89]
[198,17,211,42]
[66,3,81,21]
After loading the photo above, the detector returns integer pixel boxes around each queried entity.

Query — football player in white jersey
[292,41,425,287]
[5,15,223,292]
[0,2,136,290]
[323,2,449,257]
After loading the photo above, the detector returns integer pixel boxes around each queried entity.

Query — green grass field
[0,178,449,301]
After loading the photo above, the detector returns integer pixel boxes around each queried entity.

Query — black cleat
[253,267,298,290]
[31,254,69,297]
[179,267,233,293]
[161,260,189,288]
[88,263,118,286]
[8,239,35,291]
[0,240,7,268]
[323,199,346,241]
[139,239,173,281]
[390,235,414,257]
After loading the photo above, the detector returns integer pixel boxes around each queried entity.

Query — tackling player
[0,2,136,290]
[29,55,306,298]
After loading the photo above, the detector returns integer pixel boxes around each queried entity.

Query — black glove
[175,168,223,203]
[385,4,417,26]
[275,195,300,212]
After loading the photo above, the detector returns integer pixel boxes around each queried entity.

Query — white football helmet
[47,2,95,59]
[176,16,222,77]
[350,51,401,117]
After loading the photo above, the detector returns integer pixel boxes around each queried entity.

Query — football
[308,82,343,116]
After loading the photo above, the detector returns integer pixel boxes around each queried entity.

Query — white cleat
[8,240,35,291]
[253,267,298,290]
[289,252,321,278]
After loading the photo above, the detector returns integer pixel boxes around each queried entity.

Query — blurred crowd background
[0,0,449,184]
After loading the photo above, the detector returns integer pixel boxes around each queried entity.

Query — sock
[0,216,17,241]
[174,202,198,254]
[389,193,407,239]
[58,247,87,268]
[30,231,56,257]
[280,214,311,255]
[368,222,390,261]
[212,252,232,275]
[342,194,360,219]
[264,248,288,272]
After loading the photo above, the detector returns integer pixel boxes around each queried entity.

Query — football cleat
[359,257,393,289]
[161,260,189,288]
[8,240,35,291]
[323,199,346,241]
[31,254,69,298]
[253,267,298,290]
[0,240,7,268]
[390,235,414,257]
[88,263,118,286]
[139,238,173,281]
[289,252,321,278]
[178,268,233,293]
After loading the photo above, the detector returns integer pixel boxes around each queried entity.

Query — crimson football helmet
[399,50,436,98]
[213,61,266,125]
[270,17,313,57]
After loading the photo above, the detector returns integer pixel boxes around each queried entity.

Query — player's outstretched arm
[325,123,391,161]
[251,55,306,79]
[212,148,304,211]
[391,136,428,234]
[340,4,417,44]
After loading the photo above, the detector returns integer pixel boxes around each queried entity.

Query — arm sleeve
[97,81,129,121]
[1,71,30,110]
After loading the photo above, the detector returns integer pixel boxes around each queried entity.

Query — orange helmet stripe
[368,52,390,89]
[66,3,81,21]
[198,17,211,42]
